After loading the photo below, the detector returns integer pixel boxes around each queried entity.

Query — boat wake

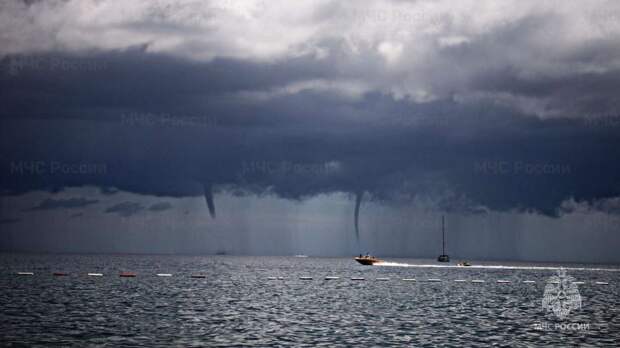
[375,262,620,272]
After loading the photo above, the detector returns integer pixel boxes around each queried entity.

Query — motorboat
[354,255,382,265]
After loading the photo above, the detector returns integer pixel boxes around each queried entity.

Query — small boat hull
[354,257,382,265]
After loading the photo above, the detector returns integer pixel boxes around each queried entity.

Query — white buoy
[156,273,172,277]
[523,280,536,284]
[573,281,585,285]
[595,281,609,285]
[299,276,313,280]
[87,273,103,277]
[454,279,467,282]
[277,276,284,280]
[351,277,365,281]
[427,278,441,282]
[325,276,340,280]
[376,277,390,281]
[402,278,416,281]
[17,272,34,276]
[472,280,485,283]
[497,280,511,283]
[267,276,277,280]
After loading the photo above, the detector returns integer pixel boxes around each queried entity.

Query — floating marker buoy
[299,276,313,280]
[190,274,206,278]
[454,279,467,282]
[472,280,485,283]
[351,277,365,281]
[522,280,536,284]
[88,273,103,277]
[267,276,277,280]
[402,278,416,281]
[427,278,441,282]
[325,276,340,280]
[156,273,172,277]
[277,276,284,280]
[53,272,68,276]
[595,281,609,285]
[497,280,511,283]
[17,272,34,276]
[573,281,585,285]
[120,272,136,277]
[376,278,390,281]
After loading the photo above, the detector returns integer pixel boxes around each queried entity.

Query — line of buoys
[7,273,609,286]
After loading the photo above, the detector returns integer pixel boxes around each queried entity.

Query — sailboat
[437,215,450,262]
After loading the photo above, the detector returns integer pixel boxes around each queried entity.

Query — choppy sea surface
[1,254,619,347]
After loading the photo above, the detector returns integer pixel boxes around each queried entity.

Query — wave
[375,262,620,272]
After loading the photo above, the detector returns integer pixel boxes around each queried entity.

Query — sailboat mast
[442,215,445,255]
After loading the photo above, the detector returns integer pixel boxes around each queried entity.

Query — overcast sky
[1,0,620,263]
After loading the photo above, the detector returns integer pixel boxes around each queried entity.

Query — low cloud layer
[104,201,145,217]
[25,197,99,211]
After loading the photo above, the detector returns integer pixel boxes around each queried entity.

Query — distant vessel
[294,254,308,258]
[437,215,450,262]
[355,254,382,266]
[458,261,471,267]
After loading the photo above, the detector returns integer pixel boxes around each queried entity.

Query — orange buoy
[190,274,206,278]
[119,272,136,277]
[53,272,68,276]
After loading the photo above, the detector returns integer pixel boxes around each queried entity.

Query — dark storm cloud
[104,202,145,217]
[25,197,99,211]
[0,218,20,224]
[1,0,620,219]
